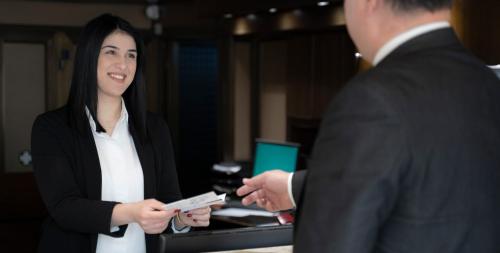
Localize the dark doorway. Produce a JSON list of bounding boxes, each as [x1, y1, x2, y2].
[[176, 41, 219, 197]]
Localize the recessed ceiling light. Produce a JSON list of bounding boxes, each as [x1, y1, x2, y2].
[[224, 13, 233, 19], [293, 9, 303, 16], [269, 8, 277, 13], [317, 1, 330, 7], [247, 14, 257, 20]]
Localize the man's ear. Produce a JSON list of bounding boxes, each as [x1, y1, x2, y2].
[[364, 0, 383, 14]]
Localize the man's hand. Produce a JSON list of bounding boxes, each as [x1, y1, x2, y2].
[[236, 170, 294, 212]]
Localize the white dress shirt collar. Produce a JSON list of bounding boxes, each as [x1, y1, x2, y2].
[[373, 21, 450, 66], [86, 98, 128, 138]]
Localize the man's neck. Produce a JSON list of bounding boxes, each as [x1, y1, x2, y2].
[[368, 8, 451, 63], [372, 21, 450, 65]]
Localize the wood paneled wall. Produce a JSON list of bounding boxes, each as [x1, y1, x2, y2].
[[229, 28, 357, 163], [286, 29, 357, 159], [259, 40, 288, 142], [233, 42, 252, 161], [286, 31, 357, 119], [452, 0, 500, 65]]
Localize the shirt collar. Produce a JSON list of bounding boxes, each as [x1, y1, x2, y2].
[[85, 98, 128, 134], [373, 21, 450, 66]]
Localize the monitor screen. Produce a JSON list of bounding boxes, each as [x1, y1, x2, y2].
[[253, 140, 299, 176]]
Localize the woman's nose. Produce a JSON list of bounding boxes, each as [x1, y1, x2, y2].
[[115, 57, 127, 70]]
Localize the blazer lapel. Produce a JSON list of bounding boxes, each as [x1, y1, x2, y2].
[[81, 122, 102, 201], [78, 122, 102, 253]]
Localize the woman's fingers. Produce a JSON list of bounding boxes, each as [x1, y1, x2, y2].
[[134, 199, 181, 233], [179, 207, 211, 227], [191, 212, 210, 222], [143, 219, 170, 234], [188, 207, 211, 215]]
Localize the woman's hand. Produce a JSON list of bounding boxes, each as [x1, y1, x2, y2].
[[176, 206, 211, 228], [129, 199, 179, 234]]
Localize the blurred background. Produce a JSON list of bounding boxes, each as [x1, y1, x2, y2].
[[0, 0, 499, 251]]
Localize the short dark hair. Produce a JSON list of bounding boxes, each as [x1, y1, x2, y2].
[[386, 0, 453, 12], [67, 13, 147, 142]]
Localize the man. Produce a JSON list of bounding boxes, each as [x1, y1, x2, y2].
[[237, 0, 500, 252]]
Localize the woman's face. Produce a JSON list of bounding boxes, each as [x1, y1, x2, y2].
[[97, 30, 137, 100]]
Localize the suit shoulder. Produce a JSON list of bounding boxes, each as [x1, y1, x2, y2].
[[338, 68, 395, 99], [33, 106, 70, 130]]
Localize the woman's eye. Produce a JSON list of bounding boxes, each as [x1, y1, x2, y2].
[[105, 50, 116, 55], [128, 53, 137, 59]]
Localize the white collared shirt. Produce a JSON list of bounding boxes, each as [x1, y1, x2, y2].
[[87, 101, 147, 253], [373, 21, 450, 65]]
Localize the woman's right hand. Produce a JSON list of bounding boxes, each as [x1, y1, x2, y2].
[[130, 199, 179, 234], [113, 199, 179, 234]]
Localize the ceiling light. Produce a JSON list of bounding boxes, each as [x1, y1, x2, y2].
[[247, 14, 257, 20], [317, 1, 330, 7], [224, 13, 233, 19], [293, 9, 303, 16], [145, 4, 160, 20], [269, 8, 277, 13]]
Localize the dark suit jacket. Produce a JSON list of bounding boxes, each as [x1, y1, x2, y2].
[[31, 106, 182, 253], [292, 28, 500, 252]]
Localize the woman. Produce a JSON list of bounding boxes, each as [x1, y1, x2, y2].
[[31, 14, 210, 253]]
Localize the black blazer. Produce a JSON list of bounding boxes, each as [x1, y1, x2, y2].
[[293, 28, 500, 252], [31, 106, 182, 253]]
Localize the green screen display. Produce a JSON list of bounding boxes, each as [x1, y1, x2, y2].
[[253, 141, 299, 176]]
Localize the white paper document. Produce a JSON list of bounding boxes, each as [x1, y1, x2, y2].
[[163, 191, 226, 212], [211, 208, 275, 217]]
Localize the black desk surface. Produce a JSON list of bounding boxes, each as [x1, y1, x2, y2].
[[159, 225, 293, 253]]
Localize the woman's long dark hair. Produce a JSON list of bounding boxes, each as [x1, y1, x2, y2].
[[67, 13, 147, 143]]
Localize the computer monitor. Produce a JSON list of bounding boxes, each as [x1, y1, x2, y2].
[[252, 139, 300, 176]]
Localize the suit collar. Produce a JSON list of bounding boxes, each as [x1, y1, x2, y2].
[[378, 27, 461, 66], [373, 21, 450, 65]]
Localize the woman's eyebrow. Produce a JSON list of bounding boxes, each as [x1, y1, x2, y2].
[[101, 45, 118, 50], [101, 45, 137, 53]]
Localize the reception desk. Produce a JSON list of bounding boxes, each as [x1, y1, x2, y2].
[[159, 225, 293, 253]]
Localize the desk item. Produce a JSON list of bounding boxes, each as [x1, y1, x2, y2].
[[159, 225, 293, 253], [163, 191, 226, 212], [212, 208, 274, 218], [213, 162, 242, 174], [253, 139, 299, 176], [212, 207, 279, 227], [206, 245, 293, 253], [276, 212, 294, 225], [489, 64, 500, 79]]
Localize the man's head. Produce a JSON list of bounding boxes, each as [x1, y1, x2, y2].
[[384, 0, 452, 13], [344, 0, 453, 63]]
